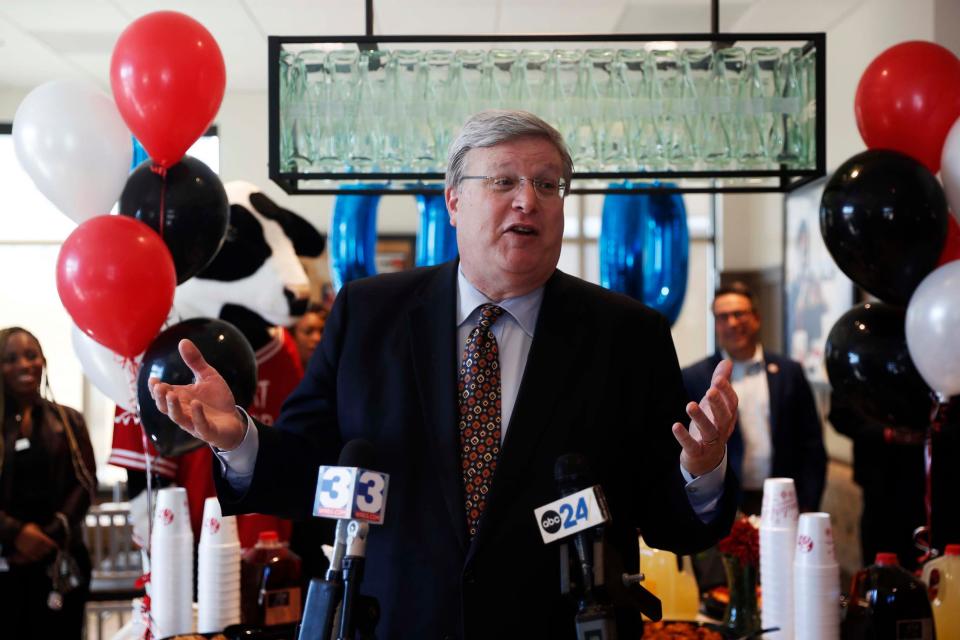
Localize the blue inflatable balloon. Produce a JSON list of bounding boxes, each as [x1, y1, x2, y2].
[[330, 189, 459, 290], [599, 184, 689, 325], [330, 186, 382, 291], [415, 193, 458, 267], [131, 136, 150, 171]]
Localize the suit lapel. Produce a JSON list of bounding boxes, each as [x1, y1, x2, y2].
[[406, 261, 468, 552], [472, 271, 586, 550]]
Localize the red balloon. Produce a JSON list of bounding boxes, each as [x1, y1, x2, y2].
[[110, 11, 225, 168], [937, 215, 960, 267], [56, 216, 176, 358], [855, 41, 960, 174]]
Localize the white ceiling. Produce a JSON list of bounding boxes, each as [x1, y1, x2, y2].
[[0, 0, 860, 92]]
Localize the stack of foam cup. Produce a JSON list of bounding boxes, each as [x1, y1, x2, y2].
[[197, 496, 242, 633], [760, 477, 800, 640], [793, 512, 840, 640], [150, 487, 194, 638]]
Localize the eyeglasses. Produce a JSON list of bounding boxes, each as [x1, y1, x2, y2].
[[714, 310, 753, 323], [459, 175, 568, 200]]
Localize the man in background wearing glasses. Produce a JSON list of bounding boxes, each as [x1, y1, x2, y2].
[[149, 110, 739, 639], [683, 281, 827, 516]]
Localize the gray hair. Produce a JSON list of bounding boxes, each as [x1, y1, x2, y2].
[[445, 110, 574, 191]]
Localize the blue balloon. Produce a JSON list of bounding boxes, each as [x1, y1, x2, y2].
[[599, 184, 689, 325], [331, 189, 460, 289], [415, 193, 458, 267], [131, 136, 150, 171], [330, 186, 382, 291]]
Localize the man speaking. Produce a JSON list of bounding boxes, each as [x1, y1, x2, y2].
[[149, 110, 739, 638]]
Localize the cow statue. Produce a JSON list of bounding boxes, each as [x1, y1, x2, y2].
[[110, 181, 326, 548]]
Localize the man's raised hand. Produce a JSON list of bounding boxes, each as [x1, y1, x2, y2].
[[148, 339, 247, 451], [672, 359, 738, 476]]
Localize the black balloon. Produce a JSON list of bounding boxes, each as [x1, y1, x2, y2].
[[120, 156, 229, 284], [825, 303, 933, 430], [137, 318, 257, 457], [820, 149, 947, 305]]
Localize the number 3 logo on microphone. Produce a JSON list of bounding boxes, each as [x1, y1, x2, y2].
[[313, 466, 391, 523], [356, 470, 386, 514], [318, 467, 354, 510]]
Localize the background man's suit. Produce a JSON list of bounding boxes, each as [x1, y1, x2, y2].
[[216, 260, 738, 639], [683, 351, 826, 512]]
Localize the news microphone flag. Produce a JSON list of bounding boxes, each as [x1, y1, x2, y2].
[[313, 465, 390, 525], [534, 485, 610, 544]]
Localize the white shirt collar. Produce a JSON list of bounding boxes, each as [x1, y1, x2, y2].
[[721, 345, 764, 367], [456, 266, 543, 337]]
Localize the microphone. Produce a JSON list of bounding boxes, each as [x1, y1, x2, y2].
[[298, 439, 388, 640], [554, 453, 605, 596], [533, 453, 617, 639], [536, 454, 662, 640]]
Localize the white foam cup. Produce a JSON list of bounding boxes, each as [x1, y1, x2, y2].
[[153, 487, 191, 535], [761, 478, 799, 529], [794, 513, 836, 567]]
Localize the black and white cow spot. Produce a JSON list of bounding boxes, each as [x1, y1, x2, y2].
[[174, 181, 325, 327]]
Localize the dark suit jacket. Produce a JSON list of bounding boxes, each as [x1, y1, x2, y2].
[[682, 351, 826, 512], [217, 261, 738, 639]]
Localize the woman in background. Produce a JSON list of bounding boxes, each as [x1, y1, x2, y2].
[[0, 327, 97, 639], [290, 303, 328, 369]]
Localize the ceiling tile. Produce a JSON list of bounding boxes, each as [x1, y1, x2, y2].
[[0, 0, 127, 32], [0, 12, 101, 88], [245, 0, 367, 36]]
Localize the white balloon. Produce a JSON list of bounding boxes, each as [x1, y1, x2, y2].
[[71, 323, 140, 411], [942, 116, 960, 220], [13, 80, 132, 224], [905, 260, 960, 398]]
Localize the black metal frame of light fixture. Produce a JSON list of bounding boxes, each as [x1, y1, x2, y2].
[[267, 32, 825, 196]]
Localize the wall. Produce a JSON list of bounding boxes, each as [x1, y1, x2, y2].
[[0, 87, 28, 122], [936, 0, 960, 56]]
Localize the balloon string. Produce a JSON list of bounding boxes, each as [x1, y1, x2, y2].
[[130, 350, 154, 608], [919, 395, 949, 565], [137, 413, 154, 557], [150, 164, 168, 239]]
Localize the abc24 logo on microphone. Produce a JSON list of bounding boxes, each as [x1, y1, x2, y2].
[[534, 486, 610, 544]]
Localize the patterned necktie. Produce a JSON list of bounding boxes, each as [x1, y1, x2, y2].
[[458, 303, 505, 538]]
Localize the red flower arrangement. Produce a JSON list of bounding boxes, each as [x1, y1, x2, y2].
[[718, 517, 760, 568]]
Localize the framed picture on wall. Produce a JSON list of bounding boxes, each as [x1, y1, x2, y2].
[[376, 234, 416, 274], [783, 176, 855, 385]]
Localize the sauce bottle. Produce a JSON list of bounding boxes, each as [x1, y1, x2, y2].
[[241, 530, 303, 626]]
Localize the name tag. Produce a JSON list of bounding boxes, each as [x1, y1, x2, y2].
[[14, 438, 30, 452]]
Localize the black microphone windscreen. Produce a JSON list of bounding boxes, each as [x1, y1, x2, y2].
[[554, 453, 592, 496], [338, 439, 375, 468]]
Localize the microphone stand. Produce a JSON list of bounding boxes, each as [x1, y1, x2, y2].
[[563, 533, 619, 640], [561, 531, 662, 640], [337, 521, 369, 640], [297, 521, 349, 640]]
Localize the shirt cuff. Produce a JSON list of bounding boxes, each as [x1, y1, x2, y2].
[[212, 407, 259, 491], [680, 448, 728, 523]]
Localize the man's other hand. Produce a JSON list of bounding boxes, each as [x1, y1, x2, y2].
[[148, 339, 247, 451], [672, 359, 738, 476]]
